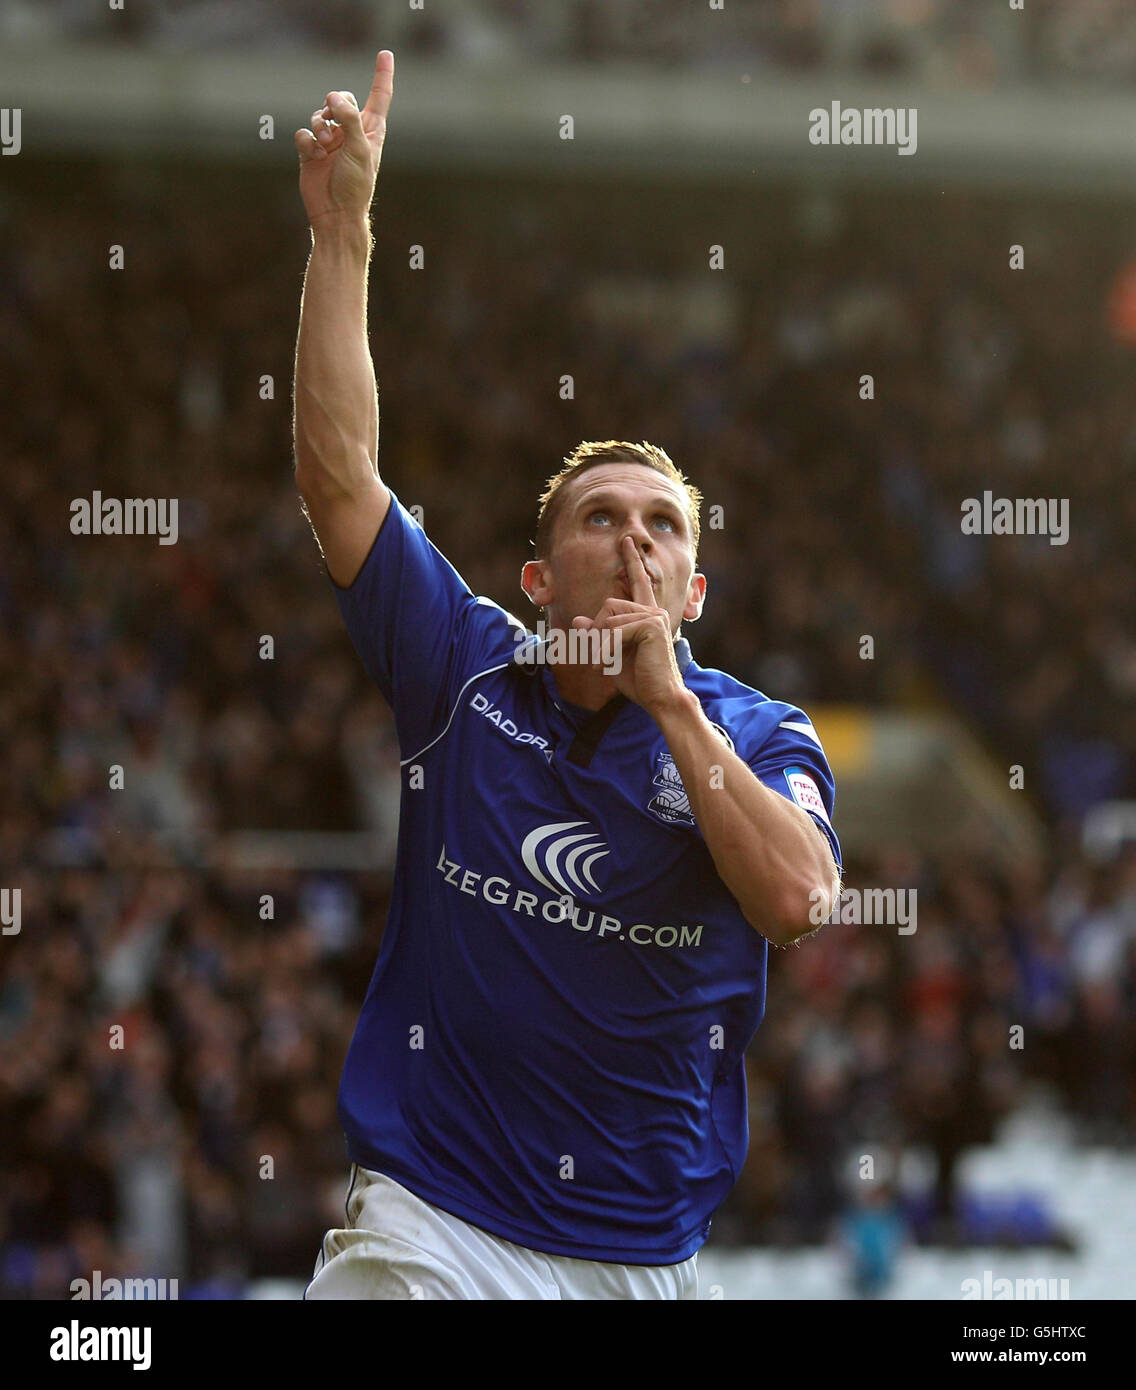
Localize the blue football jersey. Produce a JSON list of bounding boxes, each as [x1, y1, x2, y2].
[[329, 491, 841, 1264]]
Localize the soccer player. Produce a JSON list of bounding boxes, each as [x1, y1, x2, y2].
[[294, 52, 842, 1300]]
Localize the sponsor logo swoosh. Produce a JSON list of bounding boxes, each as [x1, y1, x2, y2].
[[520, 821, 610, 897]]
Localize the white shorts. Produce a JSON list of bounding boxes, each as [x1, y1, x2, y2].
[[304, 1164, 700, 1301]]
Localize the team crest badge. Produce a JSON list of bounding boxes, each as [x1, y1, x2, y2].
[[648, 751, 696, 826]]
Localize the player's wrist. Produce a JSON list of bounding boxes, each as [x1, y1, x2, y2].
[[646, 684, 700, 728], [310, 207, 374, 244]]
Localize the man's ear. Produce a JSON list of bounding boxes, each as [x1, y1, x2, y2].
[[683, 572, 707, 623], [521, 559, 553, 609]]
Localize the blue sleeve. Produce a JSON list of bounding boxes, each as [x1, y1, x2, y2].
[[736, 705, 842, 874], [329, 490, 529, 758]]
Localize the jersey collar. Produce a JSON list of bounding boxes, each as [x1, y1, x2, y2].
[[526, 634, 695, 771]]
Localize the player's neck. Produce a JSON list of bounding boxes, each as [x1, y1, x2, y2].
[[548, 662, 621, 713]]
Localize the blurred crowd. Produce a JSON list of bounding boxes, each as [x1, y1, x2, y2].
[[9, 0, 1136, 88], [1, 157, 1134, 1293], [716, 842, 1136, 1249]]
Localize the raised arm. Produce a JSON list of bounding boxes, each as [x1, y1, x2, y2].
[[293, 51, 395, 588]]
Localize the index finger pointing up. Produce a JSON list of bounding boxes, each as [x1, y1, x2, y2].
[[362, 50, 395, 120], [623, 535, 655, 607]]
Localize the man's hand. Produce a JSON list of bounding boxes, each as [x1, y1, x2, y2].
[[294, 50, 394, 229], [572, 536, 689, 718]]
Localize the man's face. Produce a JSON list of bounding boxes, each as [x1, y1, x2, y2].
[[521, 463, 706, 633]]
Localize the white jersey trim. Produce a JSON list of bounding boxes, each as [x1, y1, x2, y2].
[[778, 719, 823, 749], [399, 658, 517, 768]]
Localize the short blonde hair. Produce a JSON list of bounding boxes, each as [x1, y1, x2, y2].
[[534, 440, 702, 559]]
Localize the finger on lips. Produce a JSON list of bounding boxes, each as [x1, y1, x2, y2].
[[622, 538, 654, 602], [598, 612, 669, 627], [601, 594, 665, 617]]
